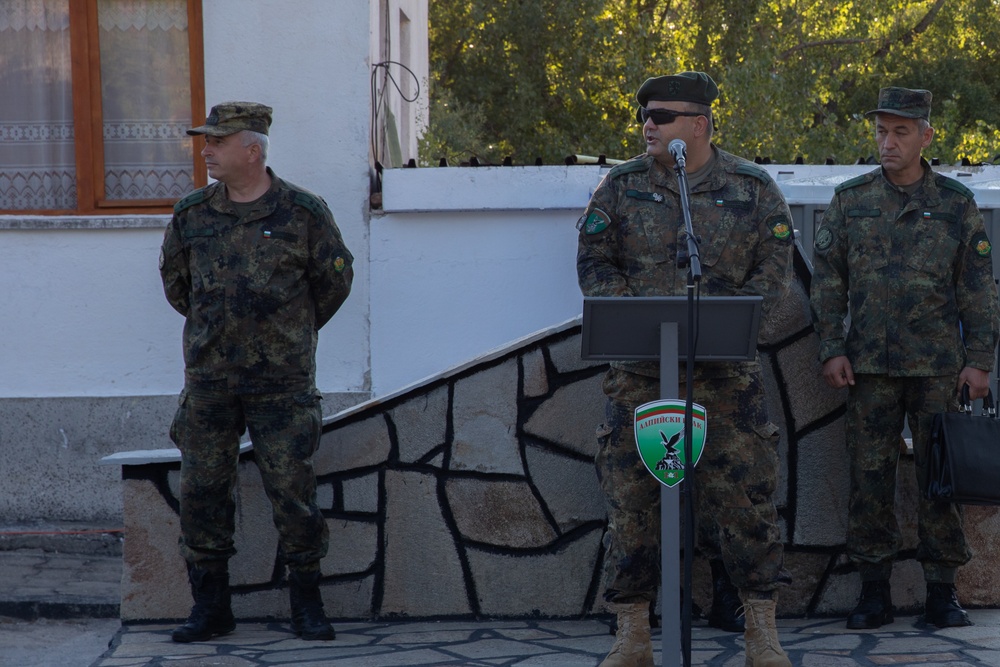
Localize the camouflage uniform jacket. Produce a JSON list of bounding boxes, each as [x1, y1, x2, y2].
[[160, 168, 354, 393], [810, 160, 999, 375], [576, 147, 794, 378]]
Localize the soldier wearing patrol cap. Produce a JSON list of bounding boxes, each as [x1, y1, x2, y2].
[[160, 101, 354, 643], [578, 72, 794, 667], [811, 87, 1000, 630]]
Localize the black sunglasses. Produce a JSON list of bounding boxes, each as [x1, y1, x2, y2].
[[639, 107, 704, 125]]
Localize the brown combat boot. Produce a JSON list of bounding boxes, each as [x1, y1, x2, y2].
[[740, 593, 791, 667], [600, 600, 654, 667]]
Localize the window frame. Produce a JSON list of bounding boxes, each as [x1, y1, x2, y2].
[[41, 0, 207, 216]]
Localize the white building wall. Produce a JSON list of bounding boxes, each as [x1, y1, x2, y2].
[[0, 223, 181, 397], [370, 166, 602, 394], [5, 165, 1000, 400]]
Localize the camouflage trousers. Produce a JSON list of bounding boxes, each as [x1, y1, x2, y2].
[[596, 367, 785, 603], [169, 385, 329, 569], [846, 374, 970, 583]]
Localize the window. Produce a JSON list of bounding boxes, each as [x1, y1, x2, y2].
[[0, 0, 205, 214]]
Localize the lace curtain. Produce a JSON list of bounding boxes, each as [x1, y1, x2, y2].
[[99, 0, 193, 201], [0, 0, 193, 210], [0, 1, 75, 209]]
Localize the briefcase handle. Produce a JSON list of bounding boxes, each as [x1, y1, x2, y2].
[[960, 384, 996, 417]]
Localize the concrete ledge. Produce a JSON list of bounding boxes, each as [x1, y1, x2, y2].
[[0, 215, 170, 230]]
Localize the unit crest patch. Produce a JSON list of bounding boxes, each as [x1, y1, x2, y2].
[[771, 219, 791, 240], [973, 232, 992, 258], [580, 208, 612, 235], [815, 227, 833, 252]]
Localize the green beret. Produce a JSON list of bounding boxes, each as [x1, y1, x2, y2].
[[634, 71, 719, 123], [865, 87, 932, 121]]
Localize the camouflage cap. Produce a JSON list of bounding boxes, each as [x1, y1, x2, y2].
[[865, 87, 932, 121], [634, 71, 718, 123], [187, 101, 273, 137]]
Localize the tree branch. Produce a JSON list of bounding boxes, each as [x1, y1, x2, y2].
[[870, 0, 947, 60], [779, 37, 875, 61]]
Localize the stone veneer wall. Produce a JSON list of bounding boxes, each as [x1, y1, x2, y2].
[[115, 252, 1000, 622]]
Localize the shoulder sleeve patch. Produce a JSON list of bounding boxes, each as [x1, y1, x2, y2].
[[972, 231, 992, 258], [173, 188, 206, 214], [607, 155, 650, 179], [734, 163, 769, 183], [938, 175, 975, 201], [834, 174, 870, 194], [814, 226, 833, 252], [293, 190, 330, 219], [770, 217, 792, 240], [579, 208, 612, 235]]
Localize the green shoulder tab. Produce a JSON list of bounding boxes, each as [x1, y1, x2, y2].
[[834, 173, 870, 194], [937, 175, 975, 201], [293, 190, 329, 218], [607, 155, 650, 179], [173, 188, 206, 214], [734, 162, 769, 183]]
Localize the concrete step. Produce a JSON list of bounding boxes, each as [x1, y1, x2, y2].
[[0, 523, 122, 620], [0, 521, 123, 557]]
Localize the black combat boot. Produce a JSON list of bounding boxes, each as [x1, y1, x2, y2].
[[846, 579, 893, 629], [925, 582, 972, 628], [707, 559, 745, 632], [172, 563, 236, 643], [288, 568, 336, 640]]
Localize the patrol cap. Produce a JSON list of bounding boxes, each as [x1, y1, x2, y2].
[[864, 87, 932, 121], [187, 101, 273, 137], [634, 71, 719, 123]]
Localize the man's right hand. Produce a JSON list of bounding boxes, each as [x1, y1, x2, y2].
[[822, 355, 855, 389]]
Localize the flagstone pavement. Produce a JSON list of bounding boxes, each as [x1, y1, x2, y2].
[[3, 544, 1000, 666], [91, 612, 1000, 666]]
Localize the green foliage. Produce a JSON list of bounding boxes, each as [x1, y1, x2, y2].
[[424, 0, 1000, 165], [417, 85, 511, 166]]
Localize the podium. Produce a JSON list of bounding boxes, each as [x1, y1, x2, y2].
[[581, 295, 763, 666]]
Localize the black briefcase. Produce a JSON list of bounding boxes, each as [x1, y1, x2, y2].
[[925, 388, 1000, 505]]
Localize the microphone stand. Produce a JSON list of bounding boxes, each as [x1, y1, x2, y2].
[[673, 151, 701, 667]]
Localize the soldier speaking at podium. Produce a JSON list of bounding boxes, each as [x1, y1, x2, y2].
[[577, 71, 794, 667]]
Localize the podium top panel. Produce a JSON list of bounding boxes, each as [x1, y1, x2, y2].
[[581, 295, 763, 361]]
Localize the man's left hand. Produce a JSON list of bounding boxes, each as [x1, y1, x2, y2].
[[957, 366, 991, 401]]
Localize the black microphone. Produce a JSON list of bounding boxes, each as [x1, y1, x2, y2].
[[670, 138, 689, 267], [668, 139, 687, 167]]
